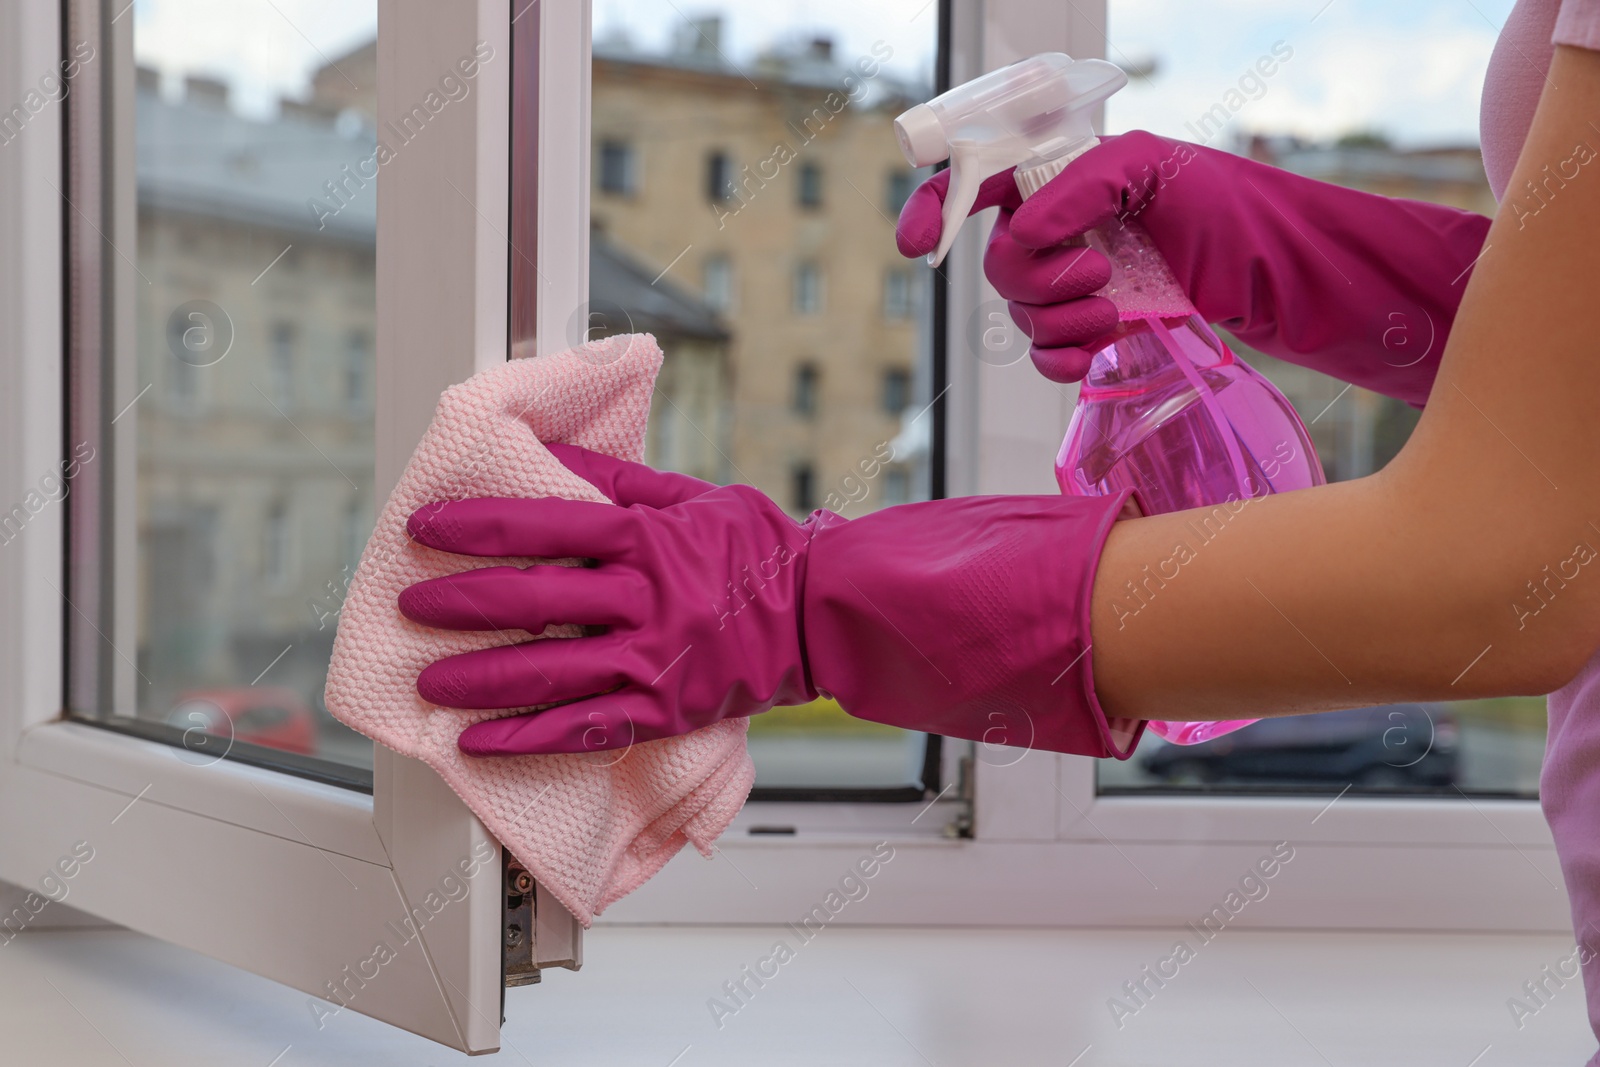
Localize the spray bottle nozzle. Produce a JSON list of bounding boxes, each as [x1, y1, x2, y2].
[[893, 53, 1127, 267], [894, 103, 951, 168]]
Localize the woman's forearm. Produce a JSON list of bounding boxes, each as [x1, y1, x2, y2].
[[1091, 44, 1600, 722]]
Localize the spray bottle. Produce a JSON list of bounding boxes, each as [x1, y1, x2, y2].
[[895, 53, 1325, 746]]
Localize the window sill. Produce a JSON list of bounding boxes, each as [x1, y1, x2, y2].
[[6, 924, 1593, 1064]]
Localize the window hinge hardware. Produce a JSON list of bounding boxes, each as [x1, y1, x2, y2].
[[953, 754, 976, 838], [503, 851, 540, 989]]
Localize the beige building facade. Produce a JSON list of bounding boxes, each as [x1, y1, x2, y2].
[[590, 30, 930, 515]]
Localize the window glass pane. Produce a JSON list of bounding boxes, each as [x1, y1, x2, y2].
[[702, 254, 734, 311], [591, 3, 938, 789], [793, 362, 819, 417], [1098, 0, 1531, 797], [706, 150, 734, 202], [793, 261, 823, 315], [882, 366, 910, 414], [598, 138, 637, 195], [886, 169, 914, 214], [102, 1, 380, 769], [883, 269, 912, 320], [797, 161, 824, 207]]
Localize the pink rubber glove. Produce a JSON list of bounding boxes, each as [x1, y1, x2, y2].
[[897, 132, 1493, 406], [400, 446, 1143, 759]]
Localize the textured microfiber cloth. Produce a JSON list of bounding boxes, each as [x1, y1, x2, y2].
[[325, 334, 755, 926]]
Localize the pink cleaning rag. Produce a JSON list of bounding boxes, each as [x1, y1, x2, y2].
[[324, 334, 755, 926]]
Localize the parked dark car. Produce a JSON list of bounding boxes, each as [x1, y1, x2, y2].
[[1140, 704, 1459, 788]]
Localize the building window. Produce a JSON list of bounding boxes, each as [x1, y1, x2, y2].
[[164, 303, 221, 411], [269, 323, 295, 409], [797, 161, 823, 208], [653, 403, 678, 471], [168, 357, 199, 411], [706, 150, 734, 202], [883, 269, 912, 320], [263, 499, 291, 587], [702, 255, 733, 312], [887, 170, 914, 214], [793, 362, 819, 418], [882, 367, 911, 415], [344, 331, 370, 409], [794, 262, 822, 315], [598, 138, 636, 195], [883, 468, 911, 506], [791, 464, 816, 514]]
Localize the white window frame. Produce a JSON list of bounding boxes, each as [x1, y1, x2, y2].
[[602, 0, 1569, 935], [0, 0, 591, 1053]]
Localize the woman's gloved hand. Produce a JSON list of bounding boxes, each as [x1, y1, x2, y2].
[[400, 446, 1144, 760], [897, 131, 1493, 406]]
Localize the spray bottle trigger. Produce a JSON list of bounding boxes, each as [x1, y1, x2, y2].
[[928, 141, 1027, 268]]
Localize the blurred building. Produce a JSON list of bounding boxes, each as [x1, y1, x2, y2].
[[588, 234, 731, 484], [134, 69, 379, 720], [589, 20, 932, 514], [1247, 134, 1497, 214], [1229, 134, 1498, 482], [132, 37, 742, 723], [298, 22, 932, 768]]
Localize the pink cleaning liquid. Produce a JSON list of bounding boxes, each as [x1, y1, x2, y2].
[[1056, 221, 1325, 747]]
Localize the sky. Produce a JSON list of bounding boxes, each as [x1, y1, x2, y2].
[[132, 0, 378, 118], [133, 0, 1518, 147], [1104, 0, 1518, 147]]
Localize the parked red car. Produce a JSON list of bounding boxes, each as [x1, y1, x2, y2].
[[165, 687, 318, 756]]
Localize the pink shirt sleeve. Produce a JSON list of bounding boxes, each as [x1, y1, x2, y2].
[[1555, 0, 1600, 49]]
